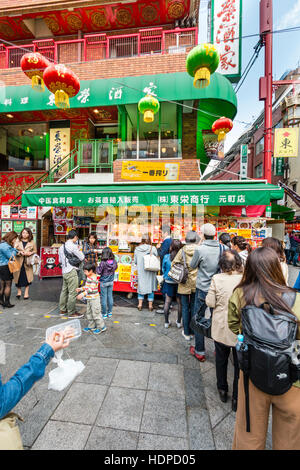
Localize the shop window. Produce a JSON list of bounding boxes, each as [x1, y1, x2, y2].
[[255, 163, 263, 178], [1, 123, 48, 171]]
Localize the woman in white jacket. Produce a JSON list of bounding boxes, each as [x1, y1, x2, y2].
[[206, 250, 243, 412]]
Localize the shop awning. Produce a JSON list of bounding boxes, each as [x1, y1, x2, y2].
[[21, 180, 284, 208], [271, 203, 296, 221]]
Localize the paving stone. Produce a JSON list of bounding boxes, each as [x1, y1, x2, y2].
[[137, 433, 189, 450], [31, 421, 91, 450], [147, 363, 185, 396], [141, 390, 187, 438], [112, 359, 150, 389], [76, 357, 119, 385], [51, 382, 107, 425], [187, 407, 215, 450], [85, 426, 139, 450], [97, 386, 146, 432], [212, 412, 236, 450], [184, 368, 206, 408]]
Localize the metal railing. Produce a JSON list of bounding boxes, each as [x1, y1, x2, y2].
[[0, 27, 197, 69]]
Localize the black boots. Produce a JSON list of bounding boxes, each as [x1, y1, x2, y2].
[[218, 389, 228, 403], [3, 296, 14, 308]]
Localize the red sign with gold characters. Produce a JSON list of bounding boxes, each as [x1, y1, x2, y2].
[[211, 0, 242, 82]]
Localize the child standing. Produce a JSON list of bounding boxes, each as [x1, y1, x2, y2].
[[76, 262, 106, 334], [97, 247, 118, 319]]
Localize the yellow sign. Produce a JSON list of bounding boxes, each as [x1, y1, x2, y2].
[[50, 127, 70, 177], [121, 161, 180, 181], [274, 128, 299, 158], [118, 264, 132, 283]]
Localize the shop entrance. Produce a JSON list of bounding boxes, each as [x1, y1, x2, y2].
[[78, 139, 114, 173]]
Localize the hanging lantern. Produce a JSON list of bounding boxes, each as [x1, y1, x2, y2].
[[186, 44, 220, 89], [138, 94, 160, 123], [43, 64, 80, 109], [212, 117, 233, 141], [20, 52, 50, 92]]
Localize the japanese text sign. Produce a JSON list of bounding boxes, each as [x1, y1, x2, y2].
[[211, 0, 242, 82], [274, 128, 299, 158], [49, 128, 70, 177], [121, 161, 180, 181]]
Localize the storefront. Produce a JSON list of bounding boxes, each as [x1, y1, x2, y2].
[[20, 180, 284, 290]]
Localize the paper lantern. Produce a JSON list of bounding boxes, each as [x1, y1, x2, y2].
[[20, 52, 51, 92], [186, 44, 220, 89], [43, 64, 80, 109], [138, 94, 160, 123], [212, 117, 233, 141]]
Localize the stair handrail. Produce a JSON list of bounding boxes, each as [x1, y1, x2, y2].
[[9, 144, 78, 205]]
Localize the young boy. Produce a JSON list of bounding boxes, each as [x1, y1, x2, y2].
[[76, 262, 106, 335]]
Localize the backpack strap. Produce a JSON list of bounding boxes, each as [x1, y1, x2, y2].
[[243, 372, 251, 433]]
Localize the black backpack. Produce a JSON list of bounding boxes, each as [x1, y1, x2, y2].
[[237, 291, 300, 432], [63, 244, 82, 268]]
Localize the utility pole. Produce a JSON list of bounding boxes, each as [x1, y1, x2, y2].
[[259, 0, 273, 184]]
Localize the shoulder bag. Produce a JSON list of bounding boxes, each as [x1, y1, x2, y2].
[[0, 413, 23, 450], [8, 256, 20, 274], [143, 246, 160, 272], [168, 248, 189, 284]]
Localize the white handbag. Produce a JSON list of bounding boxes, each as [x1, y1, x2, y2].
[[143, 246, 160, 272]]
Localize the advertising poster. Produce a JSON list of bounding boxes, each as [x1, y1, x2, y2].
[[1, 205, 11, 219], [202, 130, 225, 161], [121, 161, 180, 181], [40, 247, 62, 278], [13, 220, 25, 234], [274, 128, 299, 158]]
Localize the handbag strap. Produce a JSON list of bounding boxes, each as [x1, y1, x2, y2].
[[182, 247, 187, 268]]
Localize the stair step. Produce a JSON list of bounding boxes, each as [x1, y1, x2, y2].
[[66, 173, 114, 184]]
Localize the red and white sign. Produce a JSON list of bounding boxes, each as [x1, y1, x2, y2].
[[40, 247, 62, 278], [212, 0, 241, 79]]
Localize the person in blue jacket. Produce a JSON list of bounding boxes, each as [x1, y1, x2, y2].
[[0, 231, 18, 308], [0, 331, 69, 421], [294, 271, 300, 292], [161, 239, 183, 328]]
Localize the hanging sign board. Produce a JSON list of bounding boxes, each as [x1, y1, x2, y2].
[[211, 0, 242, 82], [240, 144, 248, 180], [49, 128, 70, 178], [274, 128, 299, 158]]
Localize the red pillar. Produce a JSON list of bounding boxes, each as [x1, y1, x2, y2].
[[260, 0, 273, 183]]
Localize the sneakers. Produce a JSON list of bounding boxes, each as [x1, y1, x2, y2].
[[155, 309, 164, 314], [164, 322, 171, 328], [108, 312, 112, 318], [181, 330, 192, 341], [189, 346, 206, 362], [102, 313, 108, 319], [68, 312, 84, 319], [83, 327, 93, 333], [93, 326, 107, 335], [176, 321, 182, 329]]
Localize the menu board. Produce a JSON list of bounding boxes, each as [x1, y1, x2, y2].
[[1, 205, 37, 220], [13, 220, 25, 234], [54, 220, 73, 235], [53, 207, 73, 221], [40, 247, 62, 278]]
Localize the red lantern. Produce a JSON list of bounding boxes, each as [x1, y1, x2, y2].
[[43, 64, 80, 109], [20, 52, 50, 92], [212, 117, 233, 142]]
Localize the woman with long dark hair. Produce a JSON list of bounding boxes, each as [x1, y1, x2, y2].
[[228, 247, 300, 450], [261, 236, 289, 284], [14, 228, 37, 300], [0, 231, 18, 308], [161, 239, 183, 328]]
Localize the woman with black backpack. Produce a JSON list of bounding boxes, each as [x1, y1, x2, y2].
[[228, 247, 300, 450]]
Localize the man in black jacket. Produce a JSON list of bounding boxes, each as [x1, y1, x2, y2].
[[156, 225, 172, 314]]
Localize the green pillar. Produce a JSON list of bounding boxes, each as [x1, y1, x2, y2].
[[118, 105, 127, 141], [177, 102, 183, 158]]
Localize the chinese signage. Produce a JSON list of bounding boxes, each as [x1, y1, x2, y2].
[[202, 130, 225, 161], [211, 0, 242, 82], [40, 247, 62, 278], [121, 161, 180, 181], [240, 144, 248, 180], [274, 128, 299, 158], [49, 128, 70, 177]]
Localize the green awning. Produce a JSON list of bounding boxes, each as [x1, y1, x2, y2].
[[271, 203, 295, 221], [21, 181, 284, 208]]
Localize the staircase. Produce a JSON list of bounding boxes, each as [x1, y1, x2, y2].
[[10, 139, 114, 205]]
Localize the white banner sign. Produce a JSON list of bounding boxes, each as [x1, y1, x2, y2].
[[211, 0, 242, 82], [49, 127, 70, 178]]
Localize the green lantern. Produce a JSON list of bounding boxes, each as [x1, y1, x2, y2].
[[138, 94, 160, 123], [186, 44, 220, 89]]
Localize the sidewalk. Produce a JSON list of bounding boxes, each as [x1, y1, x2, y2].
[[2, 267, 298, 450]]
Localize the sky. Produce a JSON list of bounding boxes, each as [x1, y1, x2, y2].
[[199, 0, 300, 175]]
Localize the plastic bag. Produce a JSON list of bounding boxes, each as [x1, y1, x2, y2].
[[48, 350, 85, 392]]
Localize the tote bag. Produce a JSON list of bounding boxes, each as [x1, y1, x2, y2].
[[0, 413, 23, 450], [143, 246, 160, 272], [8, 256, 20, 274]]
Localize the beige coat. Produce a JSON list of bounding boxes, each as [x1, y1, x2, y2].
[[13, 239, 37, 284], [171, 244, 198, 295], [206, 271, 243, 347]]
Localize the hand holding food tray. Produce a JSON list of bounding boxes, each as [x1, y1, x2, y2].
[[46, 319, 81, 345]]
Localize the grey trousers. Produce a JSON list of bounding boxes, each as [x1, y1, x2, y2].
[[59, 269, 78, 315]]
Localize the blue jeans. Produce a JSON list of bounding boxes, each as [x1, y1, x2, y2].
[[100, 281, 114, 316], [138, 293, 154, 301], [181, 292, 195, 337], [294, 272, 300, 292], [0, 343, 54, 419], [290, 248, 299, 266], [191, 288, 212, 356]]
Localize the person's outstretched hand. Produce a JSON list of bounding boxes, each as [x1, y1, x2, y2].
[[46, 331, 70, 353]]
